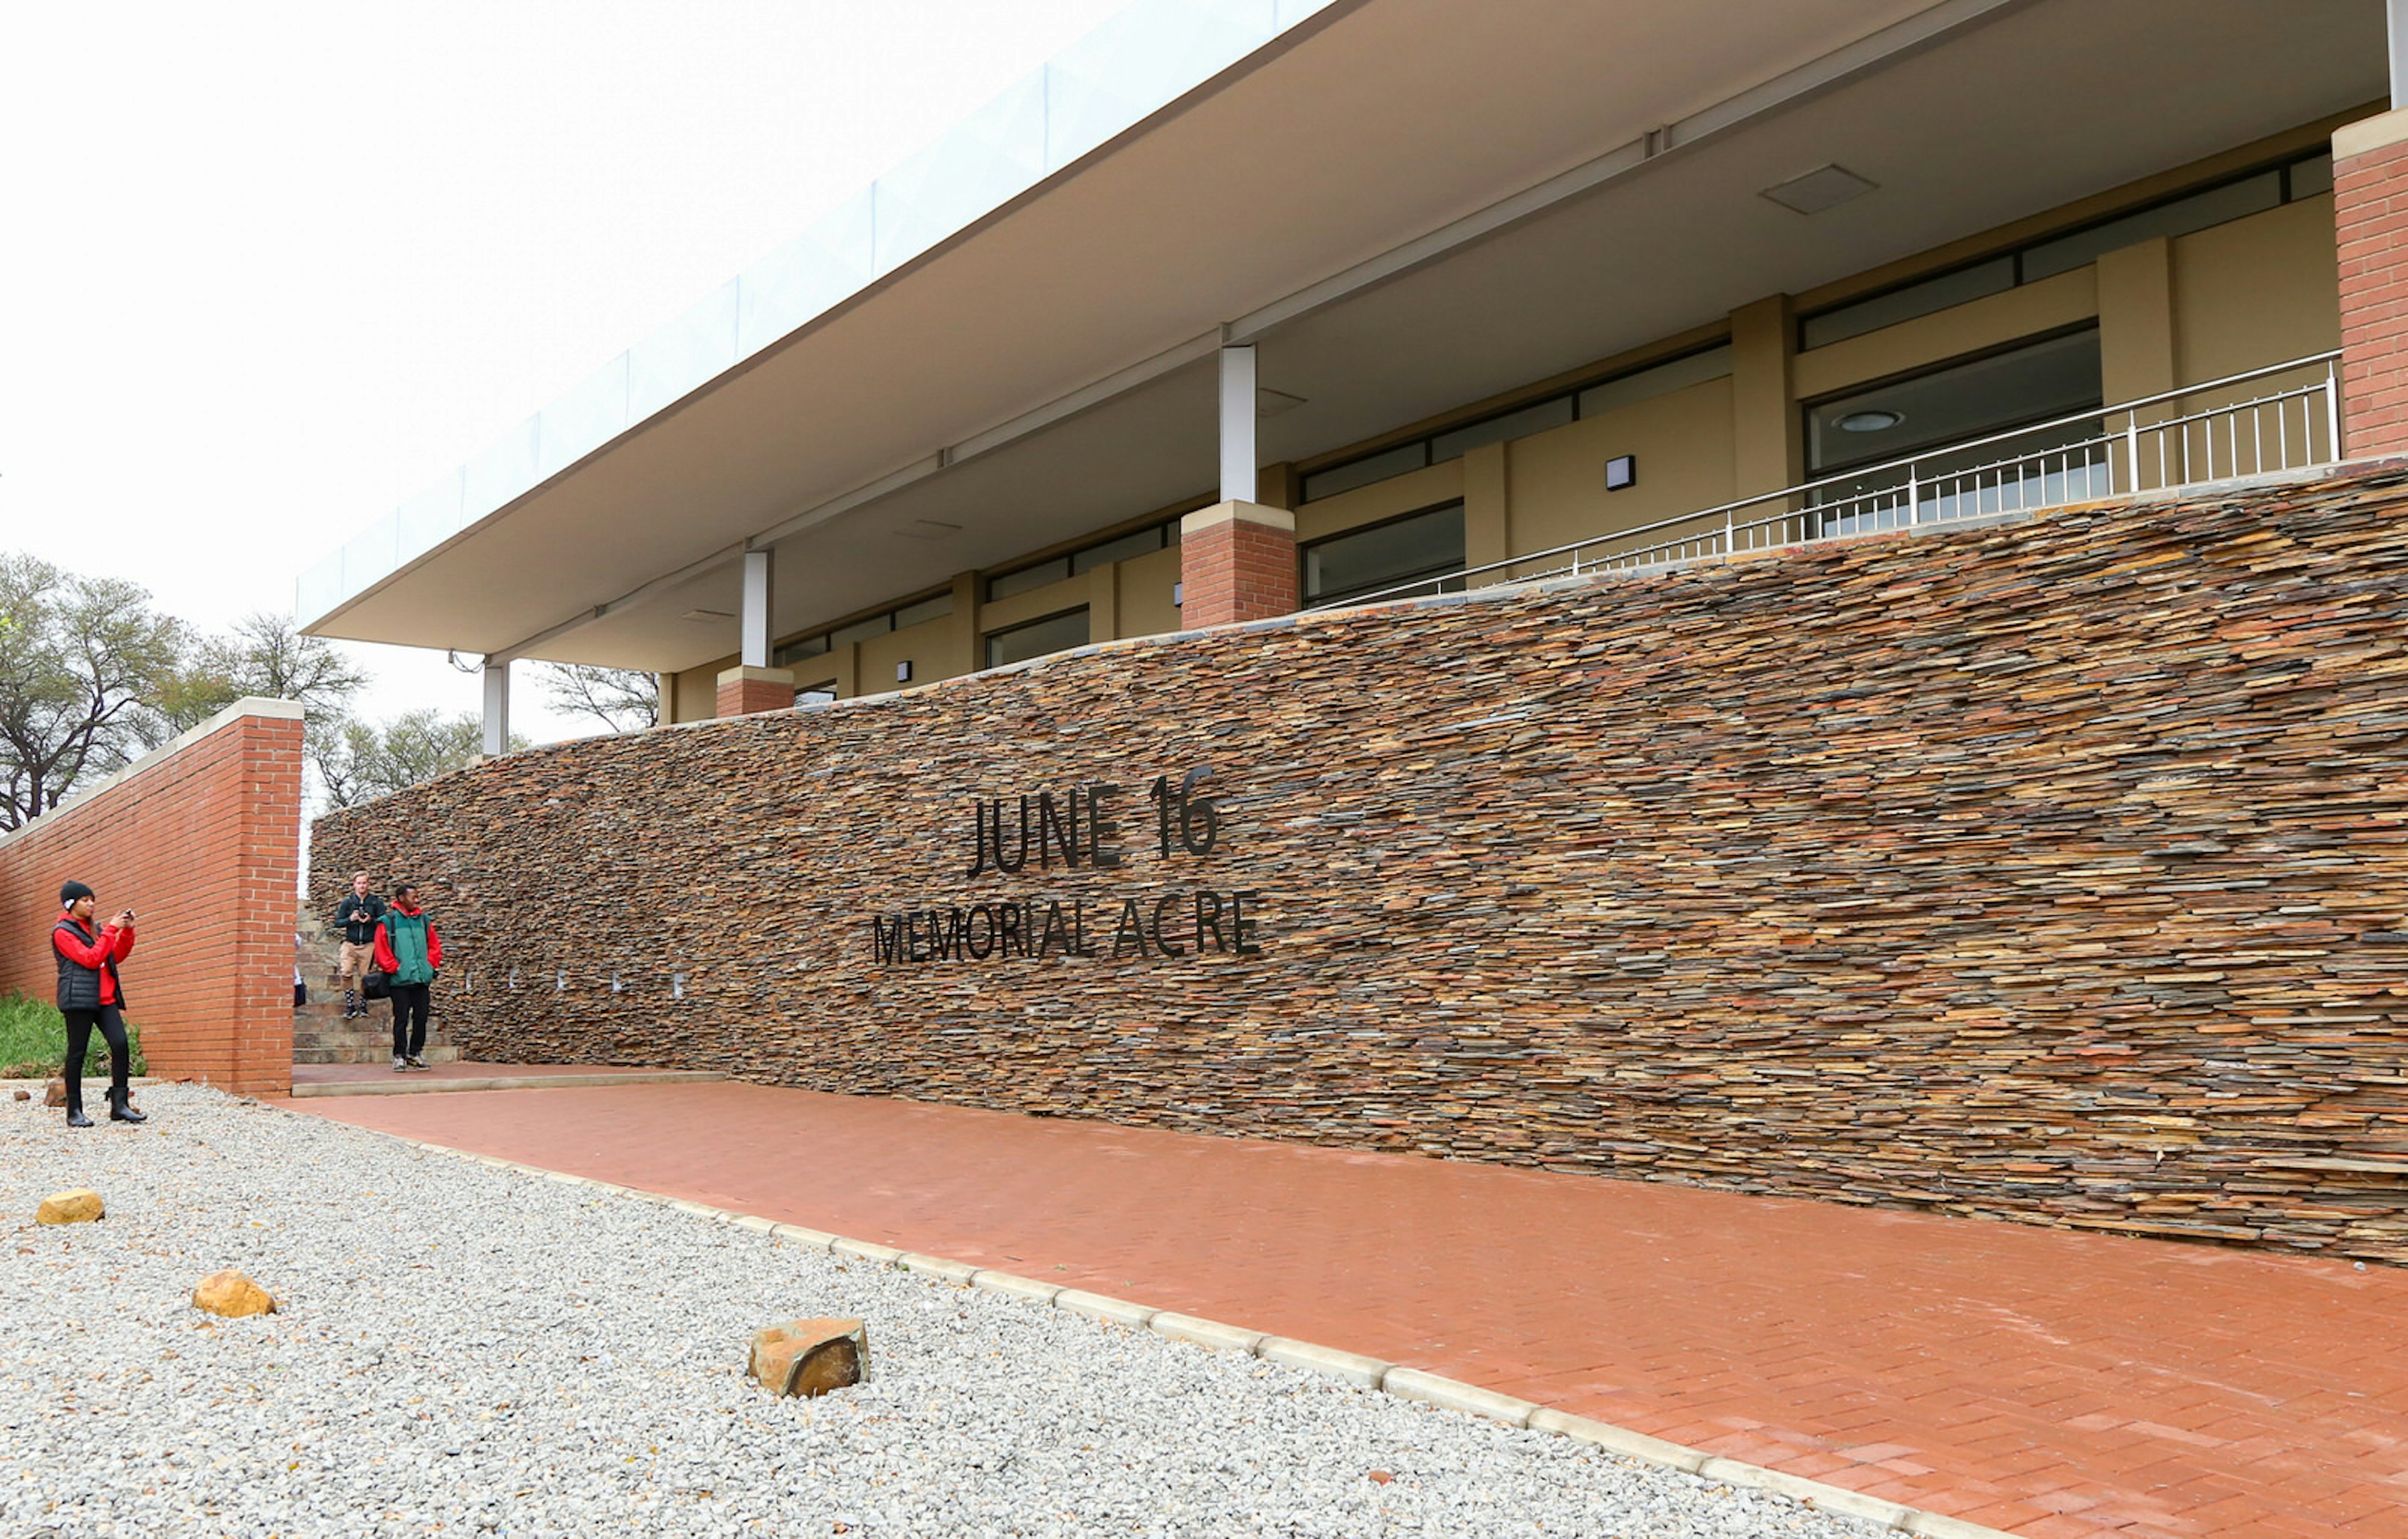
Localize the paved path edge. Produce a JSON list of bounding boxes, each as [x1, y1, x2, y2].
[[341, 1114, 2022, 1539]]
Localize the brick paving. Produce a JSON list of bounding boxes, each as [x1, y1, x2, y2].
[[287, 1077, 2408, 1536]]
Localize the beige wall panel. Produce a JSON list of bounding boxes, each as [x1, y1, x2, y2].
[[857, 616, 956, 696], [673, 659, 726, 722], [980, 573, 1090, 633], [1792, 268, 2101, 401], [948, 572, 981, 676], [1462, 443, 1509, 568], [1116, 544, 1185, 640], [2172, 196, 2340, 387], [2098, 237, 2177, 405], [1729, 295, 1798, 495], [1294, 459, 1465, 544], [1506, 378, 1737, 558], [1088, 562, 1120, 641]]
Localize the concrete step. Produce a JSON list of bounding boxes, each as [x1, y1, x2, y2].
[[293, 1044, 461, 1066]]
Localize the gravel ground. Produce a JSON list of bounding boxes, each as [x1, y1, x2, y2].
[[1, 1085, 1883, 1538]]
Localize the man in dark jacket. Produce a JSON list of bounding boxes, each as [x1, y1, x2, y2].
[[332, 871, 386, 1020], [372, 883, 443, 1072], [51, 880, 144, 1128]]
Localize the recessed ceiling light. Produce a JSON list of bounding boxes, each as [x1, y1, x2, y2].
[[1761, 164, 1877, 216], [680, 607, 735, 622], [1837, 409, 1905, 433]]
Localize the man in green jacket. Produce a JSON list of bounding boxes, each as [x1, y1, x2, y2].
[[371, 883, 443, 1073]]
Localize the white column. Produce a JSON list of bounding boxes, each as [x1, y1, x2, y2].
[[2394, 0, 2408, 108], [653, 671, 675, 725], [1218, 344, 1257, 505], [480, 663, 510, 757], [741, 548, 774, 669]]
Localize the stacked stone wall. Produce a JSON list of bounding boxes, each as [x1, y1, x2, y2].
[[314, 470, 2408, 1260]]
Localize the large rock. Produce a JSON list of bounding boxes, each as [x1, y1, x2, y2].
[[37, 1189, 103, 1224], [43, 1079, 66, 1108], [11, 1088, 28, 1101], [747, 1318, 868, 1398], [192, 1269, 277, 1318]]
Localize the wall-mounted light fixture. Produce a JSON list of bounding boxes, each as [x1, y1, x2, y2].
[[1605, 454, 1637, 491], [895, 660, 914, 683], [1173, 582, 1185, 606]]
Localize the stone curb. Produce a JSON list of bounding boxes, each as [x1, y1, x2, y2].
[[356, 1125, 2022, 1539], [288, 1069, 724, 1099]]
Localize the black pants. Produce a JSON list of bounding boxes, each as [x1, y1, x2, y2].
[[391, 982, 431, 1059], [62, 1006, 130, 1114]]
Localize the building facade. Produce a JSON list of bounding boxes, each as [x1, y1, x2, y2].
[[296, 0, 2394, 742]]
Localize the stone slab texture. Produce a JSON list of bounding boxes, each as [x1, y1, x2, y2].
[[4, 705, 302, 1093], [313, 468, 2408, 1261]]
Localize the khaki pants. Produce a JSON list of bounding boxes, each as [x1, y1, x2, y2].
[[337, 941, 377, 988]]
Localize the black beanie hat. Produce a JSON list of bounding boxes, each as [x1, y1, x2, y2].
[[59, 880, 93, 906]]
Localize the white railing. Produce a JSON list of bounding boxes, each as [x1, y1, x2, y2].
[[1315, 352, 2342, 610]]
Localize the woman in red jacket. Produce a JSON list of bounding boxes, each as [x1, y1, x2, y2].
[[52, 880, 144, 1128]]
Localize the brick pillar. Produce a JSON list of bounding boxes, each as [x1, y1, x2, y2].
[[2338, 108, 2408, 459], [716, 666, 796, 717], [1179, 501, 1298, 628]]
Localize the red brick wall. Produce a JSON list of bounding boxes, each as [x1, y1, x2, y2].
[[2338, 118, 2408, 458], [716, 672, 798, 717], [0, 702, 302, 1093], [1181, 508, 1299, 626]]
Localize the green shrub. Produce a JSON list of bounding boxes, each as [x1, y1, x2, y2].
[[0, 992, 147, 1078]]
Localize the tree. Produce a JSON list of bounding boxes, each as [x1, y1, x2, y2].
[[537, 662, 659, 733], [156, 611, 366, 738], [312, 708, 527, 809], [0, 554, 184, 829]]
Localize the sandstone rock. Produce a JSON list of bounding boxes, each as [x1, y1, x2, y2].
[[192, 1269, 276, 1318], [37, 1189, 103, 1224], [11, 1088, 28, 1101], [746, 1317, 867, 1398], [43, 1079, 66, 1108]]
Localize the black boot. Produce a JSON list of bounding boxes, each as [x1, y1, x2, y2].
[[65, 1103, 92, 1128], [108, 1088, 146, 1125]]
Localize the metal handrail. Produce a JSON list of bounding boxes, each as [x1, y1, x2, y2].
[[1314, 350, 2343, 611]]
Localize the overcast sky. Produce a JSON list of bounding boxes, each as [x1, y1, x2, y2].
[[0, 0, 1130, 745]]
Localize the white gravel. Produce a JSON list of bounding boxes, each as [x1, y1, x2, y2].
[[1, 1085, 1883, 1538]]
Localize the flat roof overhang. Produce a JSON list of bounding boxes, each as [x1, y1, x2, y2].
[[299, 0, 2385, 671]]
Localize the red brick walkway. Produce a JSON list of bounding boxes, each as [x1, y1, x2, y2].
[[288, 1078, 2408, 1537]]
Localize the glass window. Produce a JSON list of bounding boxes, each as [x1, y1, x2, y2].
[[1800, 260, 2016, 350], [1071, 525, 1165, 574], [1577, 345, 1734, 416], [830, 614, 892, 648], [2022, 172, 2281, 281], [2289, 152, 2333, 200], [987, 557, 1070, 601], [985, 607, 1089, 669], [892, 592, 953, 629], [773, 634, 830, 667], [1300, 442, 1429, 503], [1301, 502, 1465, 606], [1430, 397, 1573, 463], [1807, 328, 2102, 477]]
